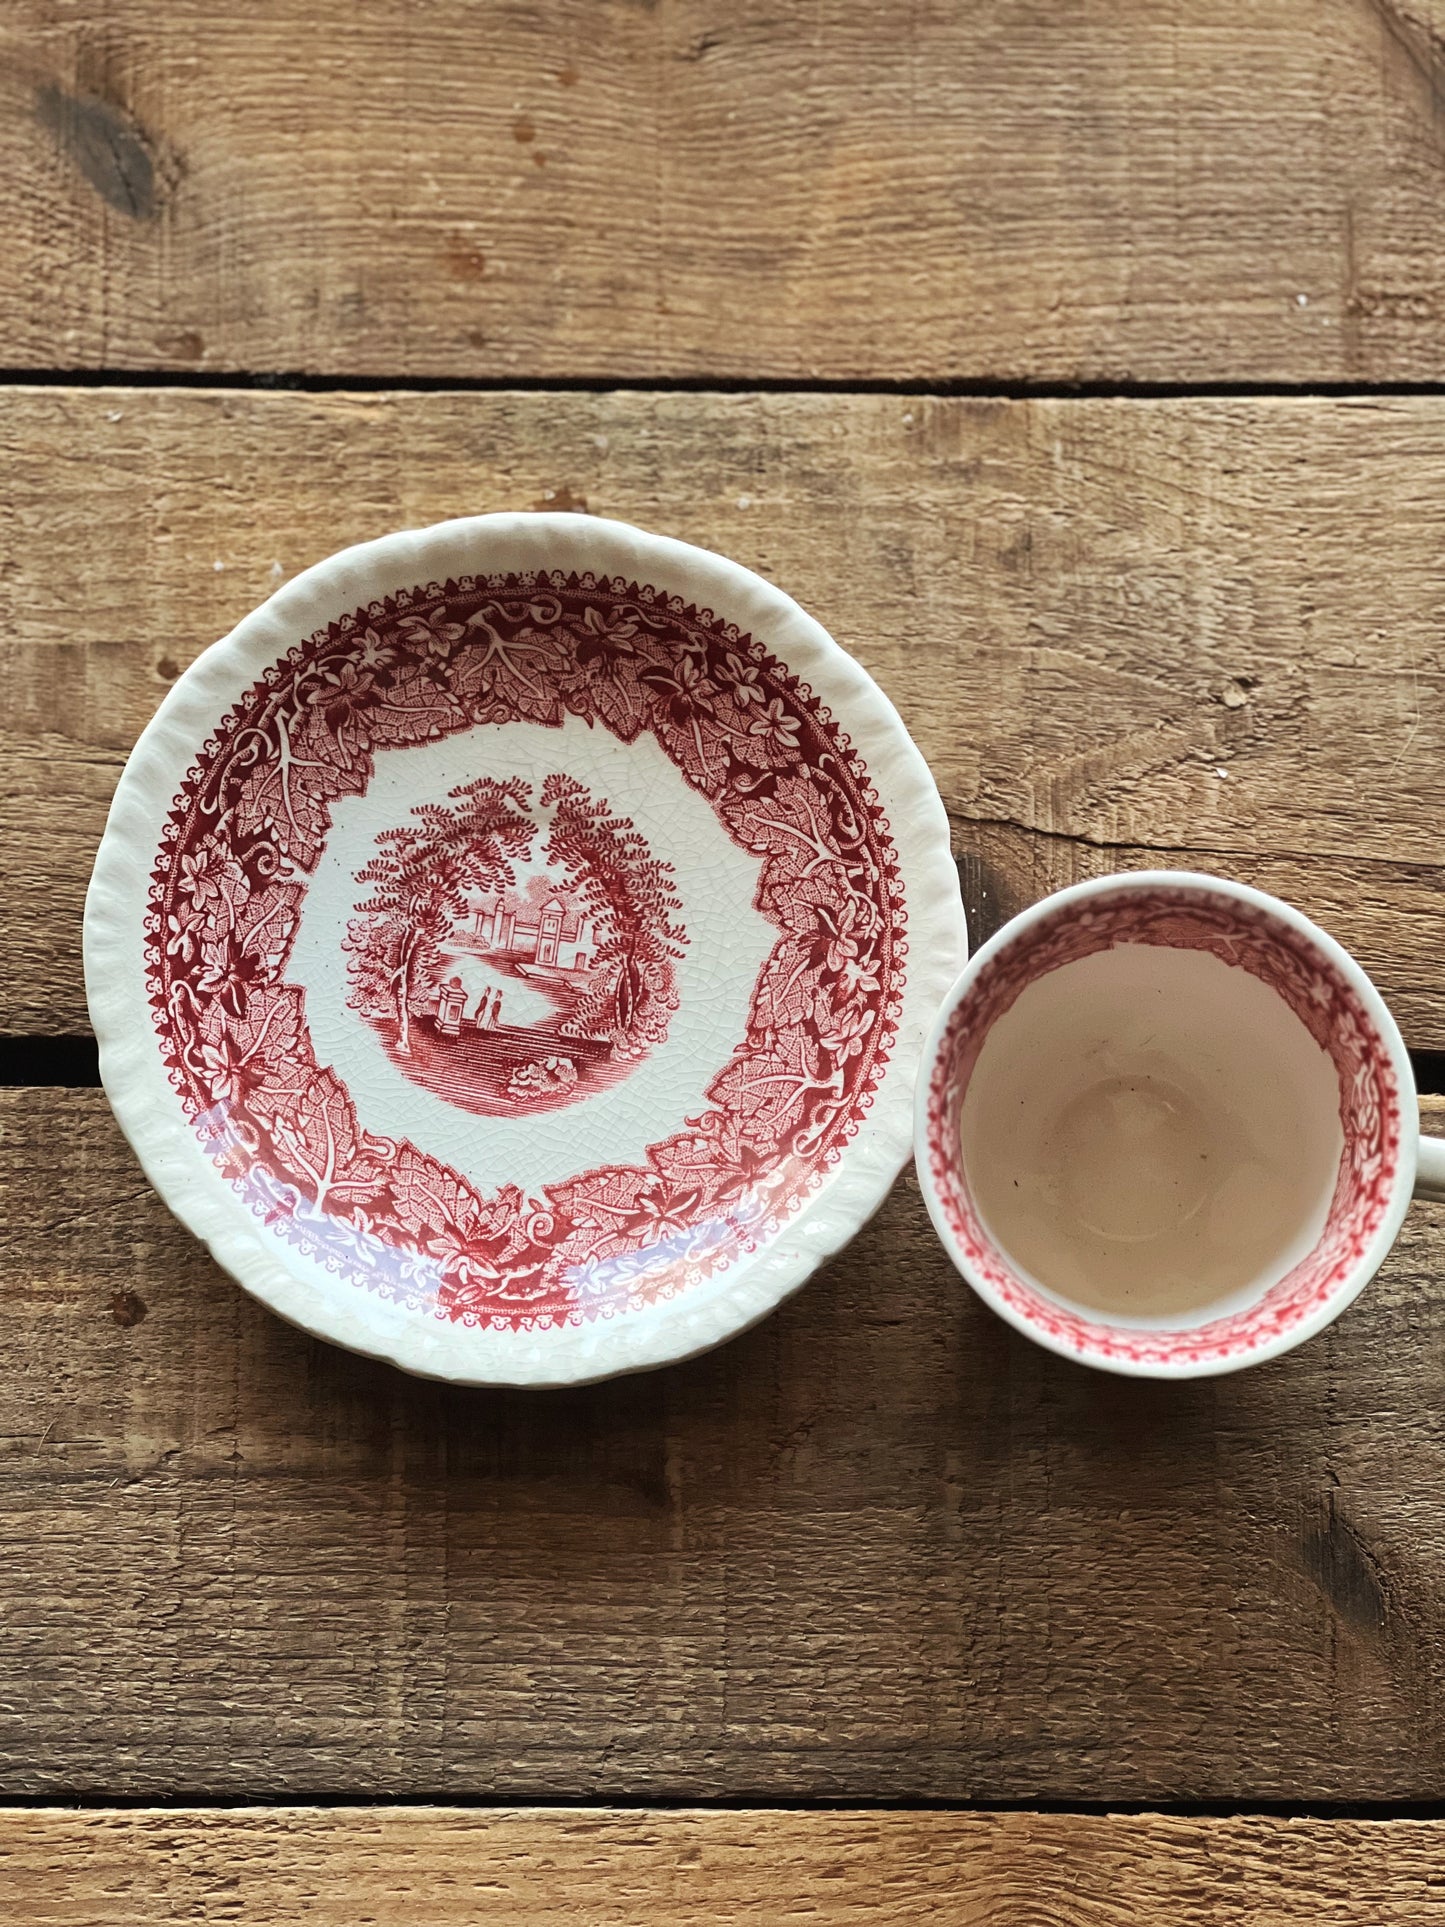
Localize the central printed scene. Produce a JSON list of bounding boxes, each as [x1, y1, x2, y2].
[[343, 770, 689, 1118]]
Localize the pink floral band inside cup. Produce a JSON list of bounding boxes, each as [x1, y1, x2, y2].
[[915, 873, 1420, 1377]]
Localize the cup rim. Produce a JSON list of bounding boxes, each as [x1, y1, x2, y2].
[[913, 870, 1417, 1378]]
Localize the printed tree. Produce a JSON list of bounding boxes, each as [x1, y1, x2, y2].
[[346, 777, 535, 1053], [541, 773, 687, 1054], [412, 775, 535, 894]]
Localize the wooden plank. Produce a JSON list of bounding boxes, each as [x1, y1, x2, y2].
[[5, 1088, 1445, 1799], [7, 1, 1445, 383], [5, 1809, 1445, 1925], [4, 388, 1445, 1037]]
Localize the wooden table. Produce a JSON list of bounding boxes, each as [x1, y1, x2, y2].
[[6, 4, 1445, 1920]]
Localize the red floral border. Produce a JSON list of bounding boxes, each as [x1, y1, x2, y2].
[[145, 572, 906, 1330], [924, 888, 1402, 1368]]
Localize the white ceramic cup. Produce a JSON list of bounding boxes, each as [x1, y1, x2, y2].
[[915, 871, 1445, 1377]]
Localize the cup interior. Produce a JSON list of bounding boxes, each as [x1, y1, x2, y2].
[[920, 880, 1408, 1372]]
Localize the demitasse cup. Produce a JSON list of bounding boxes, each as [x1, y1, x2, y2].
[[916, 872, 1445, 1377]]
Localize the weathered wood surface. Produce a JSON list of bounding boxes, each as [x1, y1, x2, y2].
[[6, 1809, 1445, 1925], [4, 387, 1445, 1037], [9, 1, 1445, 383], [3, 1086, 1445, 1800]]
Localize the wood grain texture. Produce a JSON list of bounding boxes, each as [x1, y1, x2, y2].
[[6, 1809, 1445, 1925], [4, 1088, 1445, 1800], [4, 388, 1445, 1036], [8, 0, 1445, 382]]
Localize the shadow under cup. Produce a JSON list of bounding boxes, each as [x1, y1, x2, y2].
[[919, 879, 1412, 1375]]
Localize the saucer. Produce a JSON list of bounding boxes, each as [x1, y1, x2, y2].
[[85, 514, 966, 1384]]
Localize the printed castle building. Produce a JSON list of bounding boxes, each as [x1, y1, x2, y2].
[[470, 894, 592, 974]]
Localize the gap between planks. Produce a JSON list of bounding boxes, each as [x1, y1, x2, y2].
[[15, 370, 1445, 400], [9, 1042, 1445, 1096]]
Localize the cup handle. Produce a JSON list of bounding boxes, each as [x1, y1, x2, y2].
[[1417, 1132, 1445, 1202]]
